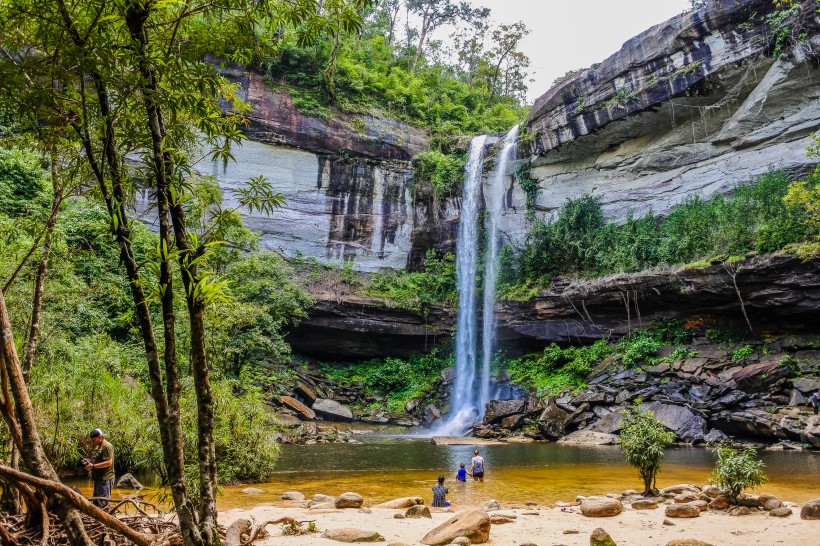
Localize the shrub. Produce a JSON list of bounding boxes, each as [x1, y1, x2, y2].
[[619, 400, 675, 495], [731, 345, 754, 362], [621, 336, 660, 368], [708, 444, 768, 503]]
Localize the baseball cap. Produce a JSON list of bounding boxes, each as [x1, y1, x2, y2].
[[89, 428, 104, 438]]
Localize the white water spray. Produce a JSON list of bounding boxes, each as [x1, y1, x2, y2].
[[480, 125, 519, 410], [434, 127, 519, 435]]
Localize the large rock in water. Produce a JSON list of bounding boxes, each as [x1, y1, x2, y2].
[[557, 431, 619, 445], [483, 399, 527, 424], [312, 398, 353, 422], [420, 509, 491, 545]]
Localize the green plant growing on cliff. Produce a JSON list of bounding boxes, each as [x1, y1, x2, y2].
[[365, 250, 457, 311], [412, 149, 467, 197], [708, 444, 768, 504], [504, 340, 611, 395], [515, 164, 539, 216], [732, 345, 755, 362], [619, 400, 676, 496], [620, 335, 661, 368]]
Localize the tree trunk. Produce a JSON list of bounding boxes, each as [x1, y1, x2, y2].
[[24, 155, 63, 377], [124, 6, 219, 544], [0, 289, 92, 546]]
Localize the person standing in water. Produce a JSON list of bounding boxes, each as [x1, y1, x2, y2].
[[456, 462, 468, 482], [470, 449, 485, 482]]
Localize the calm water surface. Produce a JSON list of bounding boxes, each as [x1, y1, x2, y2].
[[74, 435, 820, 510]]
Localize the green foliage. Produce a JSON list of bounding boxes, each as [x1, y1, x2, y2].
[[505, 169, 819, 297], [365, 250, 457, 311], [619, 400, 676, 494], [319, 349, 452, 413], [620, 335, 661, 368], [515, 164, 539, 215], [732, 345, 755, 361], [708, 444, 768, 503], [504, 340, 611, 395], [0, 147, 49, 218], [412, 150, 466, 197]]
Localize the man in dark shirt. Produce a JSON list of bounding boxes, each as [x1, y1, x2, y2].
[[84, 428, 115, 508], [432, 475, 448, 507]]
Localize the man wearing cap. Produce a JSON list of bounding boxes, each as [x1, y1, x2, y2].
[[84, 428, 115, 507]]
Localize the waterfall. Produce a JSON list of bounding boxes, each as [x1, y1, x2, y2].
[[434, 126, 519, 435], [479, 125, 519, 411], [440, 134, 487, 435]]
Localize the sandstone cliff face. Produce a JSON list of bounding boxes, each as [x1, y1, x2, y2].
[[524, 0, 820, 226]]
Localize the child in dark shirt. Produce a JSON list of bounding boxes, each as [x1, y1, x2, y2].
[[432, 475, 448, 507]]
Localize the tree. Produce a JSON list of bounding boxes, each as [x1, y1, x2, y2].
[[0, 1, 359, 545], [708, 444, 768, 504], [406, 0, 489, 71], [485, 22, 530, 102], [619, 400, 675, 496]]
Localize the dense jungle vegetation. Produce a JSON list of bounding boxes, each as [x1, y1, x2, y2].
[[0, 148, 312, 482]]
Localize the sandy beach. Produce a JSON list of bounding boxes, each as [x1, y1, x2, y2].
[[220, 499, 819, 546]]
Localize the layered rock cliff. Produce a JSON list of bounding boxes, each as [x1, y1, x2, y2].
[[524, 0, 820, 226]]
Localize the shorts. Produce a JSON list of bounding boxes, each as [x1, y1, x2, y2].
[[473, 471, 484, 478]]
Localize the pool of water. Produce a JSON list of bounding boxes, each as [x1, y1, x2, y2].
[[72, 436, 820, 510]]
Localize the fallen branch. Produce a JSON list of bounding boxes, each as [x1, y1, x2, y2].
[[0, 463, 156, 546]]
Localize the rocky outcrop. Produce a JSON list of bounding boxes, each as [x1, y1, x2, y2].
[[288, 294, 453, 360], [498, 254, 820, 344], [525, 0, 820, 225]]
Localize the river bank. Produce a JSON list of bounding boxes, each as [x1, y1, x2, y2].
[[219, 498, 819, 546]]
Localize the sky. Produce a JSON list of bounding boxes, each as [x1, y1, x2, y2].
[[465, 0, 692, 102]]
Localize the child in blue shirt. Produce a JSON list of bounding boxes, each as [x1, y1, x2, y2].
[[456, 463, 468, 482]]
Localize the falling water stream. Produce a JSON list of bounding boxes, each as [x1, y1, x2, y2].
[[480, 125, 519, 407], [436, 127, 519, 435]]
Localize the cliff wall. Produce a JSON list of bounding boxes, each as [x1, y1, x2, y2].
[[524, 0, 820, 227]]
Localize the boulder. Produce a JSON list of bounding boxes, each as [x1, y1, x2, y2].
[[501, 413, 525, 430], [423, 404, 442, 424], [420, 509, 491, 545], [359, 507, 372, 514], [590, 528, 617, 546], [536, 401, 573, 440], [393, 514, 405, 519], [312, 494, 336, 503], [708, 496, 730, 510], [405, 505, 432, 518], [241, 487, 266, 495], [769, 507, 792, 517], [335, 492, 364, 509], [294, 381, 317, 404], [641, 402, 707, 443], [792, 377, 820, 394], [278, 396, 315, 420], [580, 498, 623, 517], [673, 493, 698, 503], [282, 491, 305, 501], [665, 504, 700, 518], [374, 497, 424, 509], [728, 506, 751, 516], [116, 473, 143, 489], [312, 398, 353, 422], [483, 500, 501, 511], [732, 360, 790, 393], [321, 528, 385, 543], [659, 485, 700, 496], [703, 429, 729, 444], [483, 399, 526, 424], [630, 500, 658, 510], [557, 430, 619, 445], [801, 498, 820, 520], [689, 500, 708, 512], [490, 516, 515, 524]]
